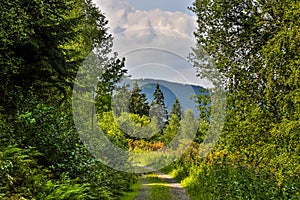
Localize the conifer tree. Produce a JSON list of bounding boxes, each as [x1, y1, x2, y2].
[[129, 82, 150, 117], [112, 85, 131, 117], [150, 83, 168, 128], [171, 97, 182, 120], [153, 84, 166, 106]]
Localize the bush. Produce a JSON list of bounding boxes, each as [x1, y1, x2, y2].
[[169, 150, 300, 200], [0, 145, 46, 199]]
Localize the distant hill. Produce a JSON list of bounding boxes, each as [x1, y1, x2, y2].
[[118, 78, 207, 117]]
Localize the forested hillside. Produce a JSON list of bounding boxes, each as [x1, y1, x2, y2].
[[122, 78, 205, 115]]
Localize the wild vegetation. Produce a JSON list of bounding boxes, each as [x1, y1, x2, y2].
[[0, 0, 134, 199], [1, 0, 299, 199], [162, 0, 300, 199]]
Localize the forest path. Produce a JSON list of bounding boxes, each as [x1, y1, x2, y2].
[[134, 170, 190, 200]]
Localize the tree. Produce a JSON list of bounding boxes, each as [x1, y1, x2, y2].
[[149, 83, 168, 128], [196, 88, 210, 121], [190, 0, 300, 121], [0, 0, 127, 159], [161, 97, 183, 144], [161, 114, 180, 144], [117, 112, 160, 140], [129, 82, 150, 117], [95, 57, 126, 115], [153, 83, 166, 106], [190, 0, 300, 180], [0, 0, 121, 115], [171, 97, 182, 120], [0, 0, 134, 198], [111, 84, 131, 117], [172, 109, 198, 150]]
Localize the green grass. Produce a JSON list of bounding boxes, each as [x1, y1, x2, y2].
[[147, 173, 172, 200], [120, 179, 142, 200], [120, 172, 174, 200]]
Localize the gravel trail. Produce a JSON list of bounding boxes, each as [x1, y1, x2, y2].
[[135, 171, 190, 200]]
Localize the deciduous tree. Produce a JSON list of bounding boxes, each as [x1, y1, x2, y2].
[[190, 0, 300, 178]]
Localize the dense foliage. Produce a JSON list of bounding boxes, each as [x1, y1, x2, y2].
[[0, 0, 134, 199], [129, 82, 150, 117], [171, 98, 182, 120], [162, 0, 300, 199], [2, 0, 299, 199], [149, 84, 168, 129]]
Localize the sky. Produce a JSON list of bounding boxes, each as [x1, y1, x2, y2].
[[120, 0, 195, 14], [92, 0, 211, 87]]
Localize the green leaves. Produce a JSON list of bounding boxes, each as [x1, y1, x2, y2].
[[0, 0, 134, 199], [187, 0, 300, 198], [0, 145, 46, 199]]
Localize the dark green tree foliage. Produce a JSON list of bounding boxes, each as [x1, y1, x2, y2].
[[0, 0, 126, 169], [171, 97, 182, 120], [1, 0, 74, 113], [0, 0, 113, 114], [95, 57, 126, 115], [112, 84, 131, 117], [191, 0, 300, 151], [129, 82, 150, 117], [150, 84, 168, 128], [196, 88, 210, 121], [0, 0, 135, 198], [153, 83, 167, 106], [161, 114, 180, 144]]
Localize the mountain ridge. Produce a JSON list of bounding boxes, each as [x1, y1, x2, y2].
[[119, 78, 206, 117]]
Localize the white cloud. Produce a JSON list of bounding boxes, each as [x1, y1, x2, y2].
[[94, 0, 196, 49], [92, 0, 207, 86]]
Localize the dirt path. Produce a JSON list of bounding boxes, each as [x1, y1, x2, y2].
[[134, 171, 190, 200], [134, 175, 149, 200]]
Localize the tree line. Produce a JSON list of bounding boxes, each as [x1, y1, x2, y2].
[[117, 82, 181, 124], [99, 81, 189, 150]]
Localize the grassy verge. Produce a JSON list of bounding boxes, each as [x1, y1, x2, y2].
[[162, 163, 300, 200], [120, 178, 142, 200], [147, 173, 172, 200], [120, 172, 175, 200]]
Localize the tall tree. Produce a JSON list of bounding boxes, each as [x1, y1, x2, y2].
[[190, 0, 300, 120], [170, 97, 182, 120], [111, 84, 131, 117], [153, 84, 166, 106], [0, 1, 135, 198], [0, 0, 128, 178], [195, 88, 210, 121], [190, 0, 300, 178], [150, 84, 168, 128], [0, 0, 120, 115], [129, 82, 150, 117], [162, 113, 180, 144], [95, 57, 126, 115]]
